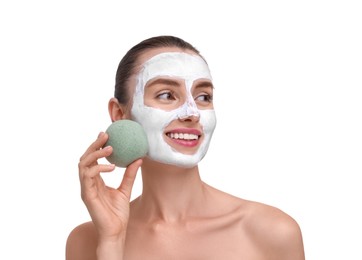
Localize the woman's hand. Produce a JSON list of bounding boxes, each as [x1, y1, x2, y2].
[[78, 132, 142, 244]]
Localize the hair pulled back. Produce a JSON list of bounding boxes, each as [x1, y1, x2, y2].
[[114, 35, 200, 105]]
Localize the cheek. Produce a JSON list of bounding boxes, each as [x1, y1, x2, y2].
[[133, 105, 177, 134], [200, 110, 217, 134], [143, 93, 154, 108]]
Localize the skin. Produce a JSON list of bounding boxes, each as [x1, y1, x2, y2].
[[66, 47, 305, 260]]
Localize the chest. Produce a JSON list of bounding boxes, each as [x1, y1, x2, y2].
[[123, 221, 263, 260]]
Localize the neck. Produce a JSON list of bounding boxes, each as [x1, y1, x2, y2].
[[137, 158, 207, 223]]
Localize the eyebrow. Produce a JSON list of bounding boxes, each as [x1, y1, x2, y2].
[[146, 78, 182, 88], [146, 78, 214, 90], [194, 80, 214, 89]]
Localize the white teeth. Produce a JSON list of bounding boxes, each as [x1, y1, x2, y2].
[[168, 133, 199, 140]]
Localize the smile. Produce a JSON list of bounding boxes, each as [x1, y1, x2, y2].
[[165, 128, 202, 148], [166, 132, 199, 140]]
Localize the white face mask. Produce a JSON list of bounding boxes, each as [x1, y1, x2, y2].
[[131, 52, 217, 168]]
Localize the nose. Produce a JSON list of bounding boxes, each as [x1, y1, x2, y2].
[[178, 114, 200, 123], [177, 99, 200, 121]]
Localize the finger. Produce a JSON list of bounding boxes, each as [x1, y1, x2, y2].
[[81, 163, 116, 180], [81, 174, 102, 202], [79, 132, 109, 161], [80, 164, 115, 198], [117, 159, 142, 200], [79, 146, 113, 173]]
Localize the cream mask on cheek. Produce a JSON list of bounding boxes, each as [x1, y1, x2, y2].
[[131, 52, 217, 168]]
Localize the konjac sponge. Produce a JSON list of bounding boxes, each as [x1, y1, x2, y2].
[[104, 119, 149, 168]]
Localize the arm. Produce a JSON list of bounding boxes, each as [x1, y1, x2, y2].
[[66, 132, 142, 260]]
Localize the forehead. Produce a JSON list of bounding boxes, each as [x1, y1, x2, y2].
[[137, 47, 196, 66], [139, 51, 212, 84]]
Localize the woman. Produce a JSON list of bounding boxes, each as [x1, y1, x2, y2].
[[66, 35, 305, 260]]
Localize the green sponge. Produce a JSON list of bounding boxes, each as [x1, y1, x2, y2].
[[104, 119, 148, 168]]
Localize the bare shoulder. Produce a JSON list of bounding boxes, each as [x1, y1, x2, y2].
[[66, 221, 97, 260], [243, 200, 305, 259], [202, 185, 305, 259]]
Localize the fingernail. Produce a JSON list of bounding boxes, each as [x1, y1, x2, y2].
[[104, 145, 112, 150], [98, 132, 104, 138]]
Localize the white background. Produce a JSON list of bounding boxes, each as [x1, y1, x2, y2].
[[1, 1, 361, 259]]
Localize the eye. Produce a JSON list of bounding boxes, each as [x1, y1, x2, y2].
[[156, 91, 176, 100], [195, 93, 213, 103]]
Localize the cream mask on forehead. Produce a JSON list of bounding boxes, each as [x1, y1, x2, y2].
[[131, 52, 217, 168]]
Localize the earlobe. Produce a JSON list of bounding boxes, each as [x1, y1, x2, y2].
[[108, 98, 127, 122]]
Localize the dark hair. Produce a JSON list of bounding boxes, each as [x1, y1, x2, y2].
[[114, 35, 201, 105]]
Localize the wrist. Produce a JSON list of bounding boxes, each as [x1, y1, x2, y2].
[[96, 236, 125, 260]]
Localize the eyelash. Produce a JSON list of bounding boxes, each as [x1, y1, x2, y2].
[[156, 91, 213, 103], [156, 91, 176, 100], [196, 94, 213, 103]]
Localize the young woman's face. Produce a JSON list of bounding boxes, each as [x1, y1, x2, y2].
[[130, 49, 217, 168]]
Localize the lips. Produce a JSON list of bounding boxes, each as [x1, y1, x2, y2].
[[165, 128, 202, 147]]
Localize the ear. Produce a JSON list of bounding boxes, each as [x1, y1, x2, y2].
[[108, 98, 128, 122]]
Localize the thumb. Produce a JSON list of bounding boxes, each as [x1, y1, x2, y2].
[[117, 159, 142, 200]]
